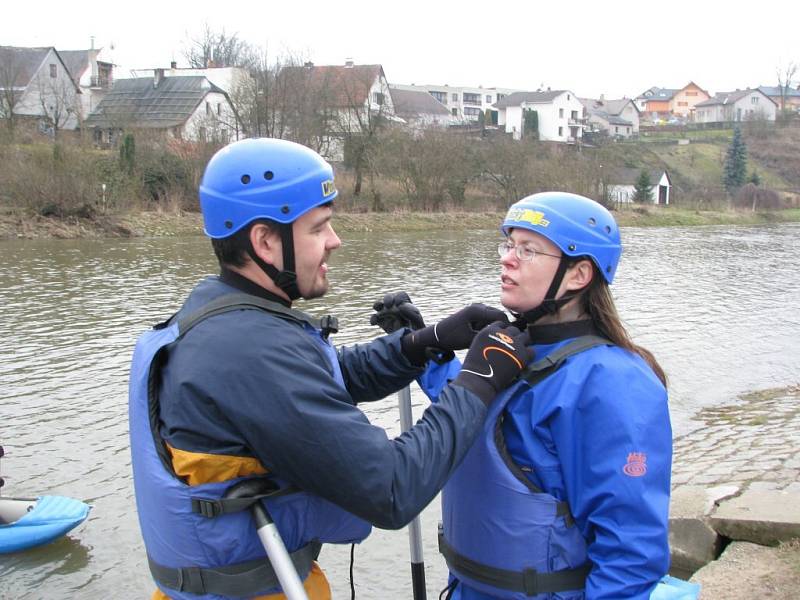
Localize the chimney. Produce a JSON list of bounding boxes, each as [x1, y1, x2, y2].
[[170, 60, 177, 69], [90, 36, 95, 50], [304, 61, 314, 69], [154, 68, 164, 87], [599, 93, 605, 103], [345, 58, 354, 68]]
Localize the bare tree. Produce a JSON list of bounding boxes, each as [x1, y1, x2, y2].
[[776, 61, 797, 114], [183, 24, 256, 69], [35, 73, 80, 140], [0, 49, 24, 135]]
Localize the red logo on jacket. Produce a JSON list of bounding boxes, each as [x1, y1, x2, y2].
[[623, 452, 647, 477]]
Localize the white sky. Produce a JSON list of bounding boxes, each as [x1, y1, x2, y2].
[[3, 1, 798, 99]]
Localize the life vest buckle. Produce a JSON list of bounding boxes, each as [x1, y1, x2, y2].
[[192, 498, 222, 518]]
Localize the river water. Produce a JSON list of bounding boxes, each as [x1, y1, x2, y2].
[[1, 223, 799, 599]]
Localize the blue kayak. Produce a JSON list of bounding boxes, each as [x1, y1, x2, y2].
[[0, 495, 90, 553]]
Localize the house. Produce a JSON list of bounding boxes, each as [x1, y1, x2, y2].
[[606, 168, 672, 205], [59, 45, 114, 119], [635, 82, 710, 121], [83, 72, 241, 144], [694, 89, 777, 124], [494, 90, 585, 142], [757, 85, 800, 113], [276, 61, 397, 161], [580, 97, 640, 138], [0, 45, 81, 134], [392, 83, 520, 124], [388, 86, 452, 129]]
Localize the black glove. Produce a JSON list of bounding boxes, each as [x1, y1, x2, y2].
[[370, 292, 426, 334], [453, 322, 532, 406], [401, 303, 509, 365]]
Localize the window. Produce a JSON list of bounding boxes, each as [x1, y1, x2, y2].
[[558, 126, 563, 136], [49, 64, 57, 78], [615, 126, 619, 133], [463, 92, 480, 105], [430, 91, 446, 104], [497, 93, 505, 101], [452, 93, 458, 102], [571, 110, 578, 120], [751, 96, 759, 104], [464, 107, 481, 116], [206, 101, 211, 115], [373, 92, 385, 105], [559, 108, 564, 118], [451, 107, 458, 116], [678, 101, 688, 107], [217, 103, 222, 116], [486, 94, 492, 103], [627, 127, 631, 134], [567, 94, 571, 100]]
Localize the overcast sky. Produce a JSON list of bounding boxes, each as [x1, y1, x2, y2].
[[3, 1, 798, 99]]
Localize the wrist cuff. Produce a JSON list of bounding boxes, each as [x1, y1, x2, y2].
[[452, 372, 496, 406]]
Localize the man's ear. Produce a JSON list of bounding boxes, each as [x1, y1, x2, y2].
[[248, 222, 281, 268], [564, 259, 594, 292]]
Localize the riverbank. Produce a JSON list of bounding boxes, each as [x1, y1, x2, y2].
[[1, 206, 799, 240]]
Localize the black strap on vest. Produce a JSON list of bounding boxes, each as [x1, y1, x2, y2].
[[191, 485, 298, 519], [521, 335, 611, 386], [148, 541, 322, 597], [438, 527, 590, 596]]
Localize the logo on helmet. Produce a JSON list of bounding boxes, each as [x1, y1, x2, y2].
[[322, 179, 336, 197], [506, 208, 550, 228]]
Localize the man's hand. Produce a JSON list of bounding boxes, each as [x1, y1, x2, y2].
[[401, 303, 509, 365], [370, 292, 425, 334], [453, 322, 532, 406]]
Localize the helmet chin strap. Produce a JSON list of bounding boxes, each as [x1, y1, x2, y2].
[[517, 255, 577, 325], [246, 224, 302, 301]]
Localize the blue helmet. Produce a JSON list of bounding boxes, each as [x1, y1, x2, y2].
[[200, 138, 338, 239], [501, 192, 622, 283]]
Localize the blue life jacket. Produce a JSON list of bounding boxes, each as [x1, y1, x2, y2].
[[439, 336, 610, 600], [129, 294, 371, 600]]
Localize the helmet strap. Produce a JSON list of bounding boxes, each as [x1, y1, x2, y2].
[[246, 223, 302, 301], [518, 255, 576, 325]]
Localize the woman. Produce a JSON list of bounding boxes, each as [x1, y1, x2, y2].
[[438, 192, 673, 600]]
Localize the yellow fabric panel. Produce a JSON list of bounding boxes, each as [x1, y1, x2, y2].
[[166, 443, 267, 486], [150, 561, 331, 600]]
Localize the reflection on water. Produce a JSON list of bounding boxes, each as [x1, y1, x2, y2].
[[1, 224, 799, 598]]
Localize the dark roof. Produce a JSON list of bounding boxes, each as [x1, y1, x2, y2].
[[58, 50, 90, 81], [84, 76, 226, 128], [0, 46, 52, 88], [591, 111, 633, 126], [758, 85, 800, 98], [580, 97, 638, 117], [609, 167, 669, 185], [494, 90, 566, 108], [389, 87, 449, 117], [695, 89, 776, 107], [277, 64, 384, 108], [637, 87, 678, 101]]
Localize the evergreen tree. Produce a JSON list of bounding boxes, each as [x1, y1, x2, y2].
[[523, 109, 538, 137], [723, 127, 747, 193], [633, 169, 653, 203], [749, 170, 761, 186]]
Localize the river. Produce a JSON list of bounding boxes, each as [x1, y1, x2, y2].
[[1, 223, 799, 599]]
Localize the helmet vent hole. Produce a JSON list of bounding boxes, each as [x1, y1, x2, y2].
[[281, 205, 290, 214], [587, 217, 596, 227], [568, 244, 576, 251], [225, 220, 233, 229], [241, 174, 251, 184], [264, 171, 274, 180], [605, 225, 612, 234]]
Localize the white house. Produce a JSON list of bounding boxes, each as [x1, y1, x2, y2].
[[83, 73, 241, 144], [59, 46, 114, 120], [494, 90, 585, 142], [607, 168, 672, 204], [580, 97, 640, 138], [0, 45, 81, 133], [694, 89, 777, 123], [392, 83, 520, 125], [389, 86, 453, 130]]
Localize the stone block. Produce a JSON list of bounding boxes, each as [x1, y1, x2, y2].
[[710, 489, 800, 546]]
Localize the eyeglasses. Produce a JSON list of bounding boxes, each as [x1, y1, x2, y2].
[[497, 240, 562, 262]]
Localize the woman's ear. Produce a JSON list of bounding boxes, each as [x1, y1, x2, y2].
[[564, 259, 595, 292], [249, 222, 281, 268]]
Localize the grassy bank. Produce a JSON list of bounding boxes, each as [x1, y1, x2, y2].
[[1, 206, 799, 240]]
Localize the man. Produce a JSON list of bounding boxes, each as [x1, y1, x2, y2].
[[128, 138, 531, 600]]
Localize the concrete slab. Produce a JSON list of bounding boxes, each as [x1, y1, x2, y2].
[[710, 489, 800, 546]]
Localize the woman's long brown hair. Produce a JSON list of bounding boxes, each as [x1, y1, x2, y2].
[[580, 269, 667, 387]]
